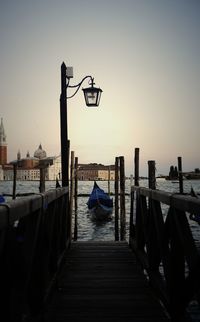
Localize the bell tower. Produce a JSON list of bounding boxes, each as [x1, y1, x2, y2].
[[0, 118, 7, 165]]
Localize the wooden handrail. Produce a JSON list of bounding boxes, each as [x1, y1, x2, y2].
[[0, 187, 70, 322], [129, 185, 200, 321]]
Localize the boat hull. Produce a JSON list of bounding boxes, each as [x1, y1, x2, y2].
[[89, 204, 113, 221]]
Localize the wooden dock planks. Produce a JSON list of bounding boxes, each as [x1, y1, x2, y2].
[[44, 241, 170, 322]]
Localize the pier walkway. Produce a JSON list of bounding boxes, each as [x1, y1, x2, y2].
[[44, 241, 169, 322]]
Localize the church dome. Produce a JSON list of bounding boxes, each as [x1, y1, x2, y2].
[[34, 144, 47, 159]]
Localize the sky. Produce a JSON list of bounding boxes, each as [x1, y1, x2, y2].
[[0, 0, 200, 176]]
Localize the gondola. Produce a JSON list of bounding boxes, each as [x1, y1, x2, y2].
[[87, 181, 113, 220], [0, 195, 5, 203]]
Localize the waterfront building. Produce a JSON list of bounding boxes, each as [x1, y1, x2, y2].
[[3, 165, 41, 181], [47, 155, 61, 180], [0, 118, 7, 165], [0, 118, 116, 182], [78, 163, 115, 181], [2, 144, 62, 181], [0, 165, 3, 180], [3, 157, 115, 181]]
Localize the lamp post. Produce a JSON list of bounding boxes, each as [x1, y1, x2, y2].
[[60, 62, 102, 187]]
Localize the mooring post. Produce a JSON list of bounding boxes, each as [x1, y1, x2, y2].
[[115, 157, 119, 241], [70, 151, 75, 225], [108, 166, 111, 196], [74, 156, 78, 241], [148, 160, 156, 190], [134, 147, 140, 186], [120, 156, 126, 241], [178, 156, 184, 194], [129, 148, 140, 241], [12, 163, 17, 199], [39, 166, 46, 193]]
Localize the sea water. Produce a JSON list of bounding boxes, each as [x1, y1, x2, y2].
[[0, 179, 200, 241]]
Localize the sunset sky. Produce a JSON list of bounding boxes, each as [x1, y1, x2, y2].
[[0, 0, 199, 176]]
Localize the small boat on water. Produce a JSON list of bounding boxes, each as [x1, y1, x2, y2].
[[87, 181, 113, 221], [0, 195, 5, 203]]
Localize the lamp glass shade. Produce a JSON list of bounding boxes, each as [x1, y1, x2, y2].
[[82, 86, 102, 107]]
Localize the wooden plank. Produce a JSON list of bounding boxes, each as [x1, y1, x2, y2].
[[44, 241, 170, 322]]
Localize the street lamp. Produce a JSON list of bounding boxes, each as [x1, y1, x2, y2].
[[60, 62, 102, 187]]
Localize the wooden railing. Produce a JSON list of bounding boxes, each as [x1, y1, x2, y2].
[[129, 186, 200, 321], [0, 187, 70, 322]]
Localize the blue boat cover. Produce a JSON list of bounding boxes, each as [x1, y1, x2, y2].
[[0, 195, 5, 203], [87, 182, 113, 209]]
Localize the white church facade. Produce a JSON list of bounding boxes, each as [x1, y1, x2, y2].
[[0, 117, 62, 181]]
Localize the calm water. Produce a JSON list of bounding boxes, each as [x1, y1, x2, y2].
[[0, 178, 200, 241]]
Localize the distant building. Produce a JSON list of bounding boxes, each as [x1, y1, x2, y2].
[[78, 163, 115, 181], [0, 118, 117, 182], [183, 169, 200, 180], [3, 143, 62, 181], [0, 118, 7, 165], [47, 155, 61, 180], [3, 165, 41, 181], [168, 165, 178, 180], [0, 165, 3, 180]]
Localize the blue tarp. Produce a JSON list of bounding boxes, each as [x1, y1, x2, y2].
[[87, 182, 113, 209], [0, 195, 5, 203]]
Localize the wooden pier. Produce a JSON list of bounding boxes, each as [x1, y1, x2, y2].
[[44, 241, 169, 322], [1, 150, 200, 321]]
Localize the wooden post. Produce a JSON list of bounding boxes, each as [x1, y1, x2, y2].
[[147, 160, 159, 272], [134, 148, 140, 186], [60, 62, 69, 187], [68, 151, 75, 244], [108, 166, 111, 195], [70, 151, 75, 221], [115, 157, 119, 241], [65, 140, 71, 243], [39, 166, 46, 193], [178, 156, 184, 194], [74, 156, 78, 241], [129, 148, 140, 242], [12, 163, 17, 199], [148, 160, 156, 190], [120, 156, 126, 241]]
